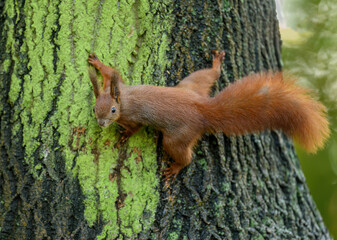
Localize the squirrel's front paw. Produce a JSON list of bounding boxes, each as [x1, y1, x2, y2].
[[88, 53, 100, 66], [117, 127, 133, 145], [119, 134, 130, 144]]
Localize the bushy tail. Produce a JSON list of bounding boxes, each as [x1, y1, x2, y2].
[[202, 72, 330, 152]]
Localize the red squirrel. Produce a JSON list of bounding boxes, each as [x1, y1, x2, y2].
[[88, 51, 330, 180]]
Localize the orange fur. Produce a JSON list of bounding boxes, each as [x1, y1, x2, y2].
[[88, 52, 330, 180], [176, 50, 225, 97], [202, 73, 330, 153]]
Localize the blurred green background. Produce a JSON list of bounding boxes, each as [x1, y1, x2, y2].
[[280, 0, 337, 238]]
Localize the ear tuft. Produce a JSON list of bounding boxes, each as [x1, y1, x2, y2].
[[110, 71, 122, 101]]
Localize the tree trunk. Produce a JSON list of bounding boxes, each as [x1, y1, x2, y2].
[[0, 0, 331, 239]]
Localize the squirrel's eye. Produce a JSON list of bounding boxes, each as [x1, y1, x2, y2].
[[111, 107, 116, 113]]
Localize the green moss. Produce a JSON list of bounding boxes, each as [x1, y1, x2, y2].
[[221, 182, 230, 192], [8, 74, 21, 105], [3, 3, 20, 105], [252, 235, 265, 240], [19, 0, 59, 173], [167, 232, 180, 240], [5, 0, 174, 237], [87, 1, 173, 238], [4, 1, 15, 19], [118, 129, 159, 237], [2, 1, 29, 165], [34, 163, 42, 170], [95, 147, 119, 234], [2, 59, 11, 72], [198, 158, 208, 170], [76, 153, 99, 225]]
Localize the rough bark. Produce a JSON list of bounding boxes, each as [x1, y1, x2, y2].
[[0, 0, 331, 239]]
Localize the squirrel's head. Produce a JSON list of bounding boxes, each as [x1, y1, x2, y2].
[[89, 67, 121, 128], [94, 92, 120, 127]]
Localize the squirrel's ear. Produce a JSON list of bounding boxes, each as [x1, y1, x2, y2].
[[111, 86, 120, 104], [110, 79, 120, 104], [89, 67, 100, 98], [110, 71, 122, 103]]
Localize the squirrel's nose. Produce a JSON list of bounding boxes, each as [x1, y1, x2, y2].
[[98, 119, 106, 127]]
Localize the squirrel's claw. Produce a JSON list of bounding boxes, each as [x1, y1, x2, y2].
[[219, 50, 225, 61], [119, 134, 129, 144], [89, 52, 98, 59], [88, 53, 100, 66], [117, 127, 133, 145], [162, 168, 178, 182], [161, 162, 183, 183], [211, 50, 226, 61]]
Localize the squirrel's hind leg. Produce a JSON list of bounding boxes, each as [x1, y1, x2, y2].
[[161, 134, 196, 181], [211, 50, 225, 73], [175, 50, 225, 97]]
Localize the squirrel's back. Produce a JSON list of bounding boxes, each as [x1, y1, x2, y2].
[[119, 85, 208, 133]]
